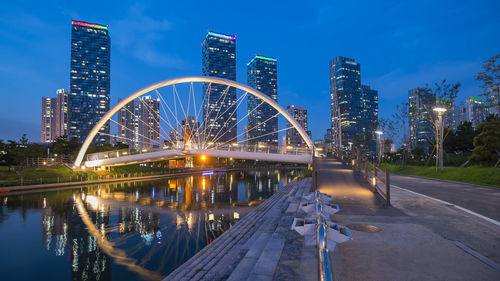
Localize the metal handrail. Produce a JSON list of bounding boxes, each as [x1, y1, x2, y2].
[[315, 199, 335, 281]]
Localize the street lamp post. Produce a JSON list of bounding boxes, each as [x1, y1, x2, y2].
[[375, 131, 383, 166], [348, 142, 353, 150], [433, 107, 447, 172]]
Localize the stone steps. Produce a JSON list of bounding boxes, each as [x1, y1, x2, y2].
[[163, 179, 306, 281]]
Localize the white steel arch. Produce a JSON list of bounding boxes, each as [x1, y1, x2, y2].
[[74, 76, 314, 167]]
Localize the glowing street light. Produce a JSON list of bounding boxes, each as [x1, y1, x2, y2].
[[433, 107, 447, 172], [348, 141, 353, 150]]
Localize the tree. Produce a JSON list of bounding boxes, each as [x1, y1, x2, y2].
[[392, 102, 409, 166], [470, 115, 500, 166], [475, 54, 500, 111], [418, 80, 460, 170], [444, 121, 476, 154], [52, 135, 81, 156]]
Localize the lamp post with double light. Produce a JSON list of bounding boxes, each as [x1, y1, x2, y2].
[[375, 130, 384, 166], [433, 107, 447, 172]]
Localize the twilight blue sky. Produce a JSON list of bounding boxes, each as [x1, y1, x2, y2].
[[0, 0, 499, 142]]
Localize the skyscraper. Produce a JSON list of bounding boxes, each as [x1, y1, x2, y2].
[[41, 97, 57, 143], [55, 89, 69, 138], [329, 56, 362, 147], [286, 105, 311, 147], [361, 85, 379, 151], [409, 88, 435, 152], [117, 96, 160, 150], [201, 31, 237, 144], [247, 55, 278, 145], [466, 96, 487, 127], [69, 20, 111, 144], [449, 102, 466, 130]]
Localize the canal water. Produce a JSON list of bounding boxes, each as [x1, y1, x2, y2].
[[0, 169, 299, 281]]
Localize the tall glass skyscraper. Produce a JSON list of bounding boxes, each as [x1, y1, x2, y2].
[[69, 20, 111, 144], [361, 85, 378, 151], [247, 55, 278, 145], [330, 56, 362, 147], [201, 31, 237, 144], [409, 88, 435, 152]]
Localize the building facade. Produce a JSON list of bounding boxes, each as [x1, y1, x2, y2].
[[286, 105, 311, 147], [449, 102, 466, 130], [117, 96, 160, 150], [41, 97, 57, 143], [41, 89, 70, 143], [466, 96, 487, 127], [360, 85, 379, 151], [329, 56, 362, 148], [247, 55, 278, 145], [408, 88, 435, 152], [201, 31, 237, 143], [55, 89, 69, 138], [69, 20, 111, 144]]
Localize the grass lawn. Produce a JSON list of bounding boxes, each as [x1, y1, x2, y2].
[[381, 163, 500, 188], [0, 165, 96, 186]]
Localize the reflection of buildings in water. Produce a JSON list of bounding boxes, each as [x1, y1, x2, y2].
[[40, 198, 112, 281]]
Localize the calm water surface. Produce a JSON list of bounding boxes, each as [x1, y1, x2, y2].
[[0, 169, 299, 281]]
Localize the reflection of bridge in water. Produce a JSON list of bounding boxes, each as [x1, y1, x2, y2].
[[6, 169, 294, 280]]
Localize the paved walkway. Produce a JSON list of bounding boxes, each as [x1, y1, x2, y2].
[[316, 158, 500, 281]]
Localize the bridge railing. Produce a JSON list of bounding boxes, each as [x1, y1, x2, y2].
[[332, 148, 390, 206], [85, 143, 313, 162], [206, 143, 312, 156]]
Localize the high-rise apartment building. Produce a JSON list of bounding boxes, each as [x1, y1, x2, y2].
[[41, 89, 70, 143], [55, 89, 69, 137], [466, 96, 487, 127], [408, 88, 435, 152], [329, 56, 362, 147], [286, 105, 311, 147], [69, 20, 111, 144], [117, 96, 160, 150], [41, 97, 57, 143], [247, 55, 278, 145], [450, 102, 466, 130], [201, 31, 237, 143]]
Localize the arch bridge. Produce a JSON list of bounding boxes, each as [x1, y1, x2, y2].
[[74, 77, 314, 169]]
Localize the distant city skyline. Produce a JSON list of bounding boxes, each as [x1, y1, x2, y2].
[[1, 1, 499, 142]]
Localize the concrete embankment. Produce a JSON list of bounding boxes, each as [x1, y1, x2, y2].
[[163, 178, 316, 281]]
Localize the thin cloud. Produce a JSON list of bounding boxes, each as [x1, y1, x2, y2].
[[111, 5, 188, 69]]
